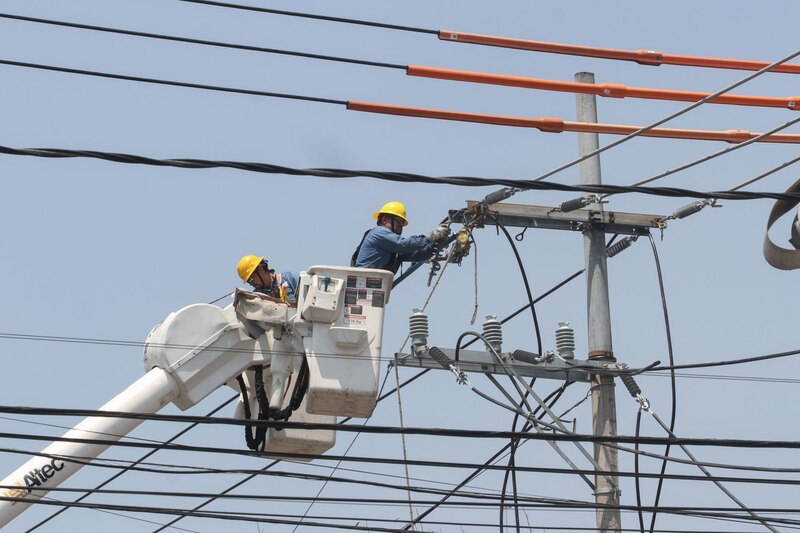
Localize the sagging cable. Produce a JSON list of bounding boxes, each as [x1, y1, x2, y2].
[[619, 370, 781, 533]]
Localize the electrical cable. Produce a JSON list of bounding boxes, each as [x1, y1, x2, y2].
[[174, 0, 800, 77], [18, 400, 800, 450], [5, 440, 800, 490], [620, 375, 781, 533], [8, 494, 440, 532], [174, 0, 438, 35], [624, 114, 800, 192], [0, 58, 346, 105], [634, 409, 645, 533], [493, 217, 543, 355], [2, 143, 800, 202], [488, 45, 800, 203], [9, 55, 796, 145], [22, 393, 236, 531], [498, 383, 571, 533], [648, 347, 800, 372], [289, 371, 390, 533], [153, 363, 430, 532], [0, 12, 406, 70], [347, 100, 800, 143], [7, 489, 800, 528], [406, 65, 800, 110], [30, 9, 797, 115], [646, 232, 678, 533]]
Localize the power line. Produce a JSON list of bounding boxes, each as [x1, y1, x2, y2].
[[5, 13, 798, 113], [0, 58, 346, 105], [3, 329, 798, 385], [5, 418, 800, 450], [24, 395, 238, 531], [0, 12, 406, 70], [173, 1, 800, 78], [0, 143, 798, 202], [5, 491, 800, 529], [175, 0, 438, 35]]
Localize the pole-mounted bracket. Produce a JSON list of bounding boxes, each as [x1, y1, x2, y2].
[[451, 201, 665, 236]]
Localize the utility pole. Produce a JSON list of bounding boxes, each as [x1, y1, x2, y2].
[[575, 71, 621, 532]]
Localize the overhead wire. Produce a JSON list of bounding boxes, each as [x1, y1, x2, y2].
[[174, 0, 438, 35], [174, 1, 800, 76], [0, 12, 406, 70], [3, 7, 796, 528], [4, 443, 799, 493], [289, 372, 391, 533], [3, 328, 797, 384], [5, 12, 798, 114], [2, 142, 799, 202], [7, 489, 800, 529], [11, 486, 800, 516], [644, 232, 678, 533], [8, 55, 799, 145]]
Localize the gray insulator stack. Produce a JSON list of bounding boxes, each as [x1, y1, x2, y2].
[[428, 346, 453, 369], [511, 349, 541, 364], [671, 201, 706, 220], [606, 236, 637, 258], [482, 315, 503, 353], [560, 197, 590, 213], [555, 321, 575, 359], [620, 373, 641, 398], [409, 308, 429, 349], [483, 187, 516, 206]]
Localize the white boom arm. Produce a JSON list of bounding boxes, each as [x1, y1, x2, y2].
[[0, 368, 180, 525], [0, 265, 393, 529]]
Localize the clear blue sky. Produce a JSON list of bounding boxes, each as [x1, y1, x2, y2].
[[2, 1, 800, 531]]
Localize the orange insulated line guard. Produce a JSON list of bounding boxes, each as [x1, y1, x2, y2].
[[346, 101, 800, 144], [406, 65, 800, 110], [439, 30, 800, 74]]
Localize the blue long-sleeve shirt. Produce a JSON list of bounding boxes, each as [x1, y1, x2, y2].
[[354, 226, 433, 273], [255, 270, 299, 302]]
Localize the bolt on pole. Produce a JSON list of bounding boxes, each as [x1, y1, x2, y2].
[[575, 71, 621, 533]]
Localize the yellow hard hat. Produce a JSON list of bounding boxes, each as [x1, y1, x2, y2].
[[374, 201, 409, 226], [237, 255, 264, 283]]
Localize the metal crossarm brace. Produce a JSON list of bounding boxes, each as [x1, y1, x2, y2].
[[453, 201, 665, 236]]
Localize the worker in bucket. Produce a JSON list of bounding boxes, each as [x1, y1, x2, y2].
[[236, 255, 299, 303], [352, 201, 450, 274]]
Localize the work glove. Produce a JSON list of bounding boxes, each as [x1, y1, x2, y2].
[[425, 224, 451, 244]]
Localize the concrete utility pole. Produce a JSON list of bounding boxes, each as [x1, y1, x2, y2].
[[575, 71, 621, 532]]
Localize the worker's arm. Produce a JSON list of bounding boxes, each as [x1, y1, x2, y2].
[[369, 227, 433, 255]]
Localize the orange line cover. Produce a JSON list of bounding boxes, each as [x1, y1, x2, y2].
[[406, 65, 800, 110], [439, 31, 800, 75], [346, 101, 800, 144]]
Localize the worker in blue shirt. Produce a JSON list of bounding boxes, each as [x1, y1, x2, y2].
[[237, 255, 299, 303], [352, 201, 450, 274]]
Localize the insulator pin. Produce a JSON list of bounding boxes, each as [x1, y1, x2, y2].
[[482, 315, 503, 353], [409, 308, 429, 348], [511, 349, 541, 364], [555, 321, 575, 359], [560, 197, 590, 213]]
